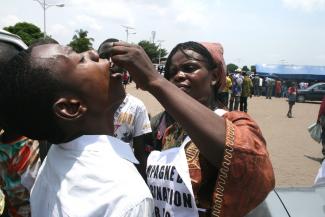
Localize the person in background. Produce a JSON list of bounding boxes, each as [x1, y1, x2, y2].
[[98, 38, 153, 180], [281, 81, 288, 98], [0, 31, 41, 217], [122, 71, 129, 89], [219, 71, 232, 108], [252, 74, 260, 96], [229, 69, 243, 111], [265, 77, 275, 99], [275, 80, 282, 97], [0, 44, 153, 216], [287, 82, 297, 118], [240, 71, 253, 112], [104, 41, 275, 217]]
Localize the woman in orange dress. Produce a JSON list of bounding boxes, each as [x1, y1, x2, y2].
[[105, 41, 275, 217]]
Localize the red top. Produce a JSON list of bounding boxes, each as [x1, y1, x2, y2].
[[288, 86, 296, 94], [318, 96, 325, 121]]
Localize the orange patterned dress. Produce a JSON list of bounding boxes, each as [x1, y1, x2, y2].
[[162, 111, 275, 217]]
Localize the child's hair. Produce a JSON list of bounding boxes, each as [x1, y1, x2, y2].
[[0, 41, 21, 64], [0, 48, 65, 142]]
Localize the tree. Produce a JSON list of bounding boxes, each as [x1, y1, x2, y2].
[[68, 29, 94, 53], [3, 22, 44, 46], [227, 63, 238, 73], [242, 65, 250, 72], [138, 40, 167, 63]]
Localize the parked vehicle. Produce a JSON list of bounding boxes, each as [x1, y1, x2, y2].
[[246, 186, 325, 217], [296, 82, 325, 102], [0, 29, 27, 50]]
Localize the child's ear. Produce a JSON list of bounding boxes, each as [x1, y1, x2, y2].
[[53, 98, 87, 120]]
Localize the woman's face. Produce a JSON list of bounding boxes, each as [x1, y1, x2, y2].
[[167, 49, 216, 105]]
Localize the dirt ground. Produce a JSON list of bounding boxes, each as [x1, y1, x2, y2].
[[126, 82, 323, 187]]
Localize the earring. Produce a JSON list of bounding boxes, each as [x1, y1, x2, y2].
[[211, 80, 217, 85]]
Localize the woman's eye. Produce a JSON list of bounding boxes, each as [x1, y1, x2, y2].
[[182, 64, 197, 73]]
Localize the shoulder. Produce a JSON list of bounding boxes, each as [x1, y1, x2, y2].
[[126, 94, 146, 108]]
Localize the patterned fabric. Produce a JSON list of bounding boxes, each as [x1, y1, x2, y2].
[[0, 189, 4, 215], [231, 74, 243, 97], [114, 94, 152, 148], [0, 136, 40, 217], [241, 76, 253, 97], [162, 111, 275, 217]]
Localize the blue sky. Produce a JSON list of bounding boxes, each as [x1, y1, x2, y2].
[[1, 0, 325, 67]]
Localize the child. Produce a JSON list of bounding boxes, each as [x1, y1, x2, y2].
[[0, 44, 153, 217], [287, 83, 297, 118]]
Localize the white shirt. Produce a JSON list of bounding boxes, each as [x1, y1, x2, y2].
[[30, 135, 153, 217], [114, 94, 152, 148]]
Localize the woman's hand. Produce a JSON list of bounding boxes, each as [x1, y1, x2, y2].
[[100, 41, 162, 91]]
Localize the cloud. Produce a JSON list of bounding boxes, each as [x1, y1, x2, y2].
[[75, 15, 103, 31], [48, 23, 71, 44], [49, 23, 70, 36], [170, 0, 215, 28], [67, 0, 216, 29], [0, 15, 21, 27], [282, 0, 325, 11], [69, 0, 135, 24]]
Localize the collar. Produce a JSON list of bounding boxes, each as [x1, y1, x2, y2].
[[56, 135, 139, 164]]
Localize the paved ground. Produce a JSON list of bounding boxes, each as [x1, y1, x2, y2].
[[126, 83, 323, 187]]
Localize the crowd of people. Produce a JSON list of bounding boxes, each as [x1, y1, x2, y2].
[[219, 71, 314, 119], [2, 30, 307, 217]]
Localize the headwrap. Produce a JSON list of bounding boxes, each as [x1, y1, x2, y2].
[[199, 42, 226, 92]]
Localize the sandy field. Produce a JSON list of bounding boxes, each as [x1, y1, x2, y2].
[[126, 82, 323, 187]]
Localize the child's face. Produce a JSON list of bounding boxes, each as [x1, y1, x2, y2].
[[31, 44, 114, 113]]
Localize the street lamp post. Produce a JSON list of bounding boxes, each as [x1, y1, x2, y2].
[[33, 0, 64, 39], [157, 40, 164, 65], [121, 25, 136, 43]]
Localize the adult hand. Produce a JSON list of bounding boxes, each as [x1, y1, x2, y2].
[[100, 41, 161, 91]]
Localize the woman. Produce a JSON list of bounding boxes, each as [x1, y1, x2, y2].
[[105, 41, 275, 217], [287, 83, 297, 118]]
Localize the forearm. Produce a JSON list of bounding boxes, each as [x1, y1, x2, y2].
[[148, 78, 226, 167]]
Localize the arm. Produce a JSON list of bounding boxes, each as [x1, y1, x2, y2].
[[212, 111, 275, 217], [107, 43, 226, 167]]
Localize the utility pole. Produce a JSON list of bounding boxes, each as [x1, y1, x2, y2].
[[157, 40, 165, 65], [121, 25, 136, 43], [151, 31, 156, 43]]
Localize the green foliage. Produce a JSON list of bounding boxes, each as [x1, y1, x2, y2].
[[227, 63, 238, 73], [3, 22, 44, 46], [242, 65, 250, 72], [68, 29, 94, 53], [138, 40, 167, 63]]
